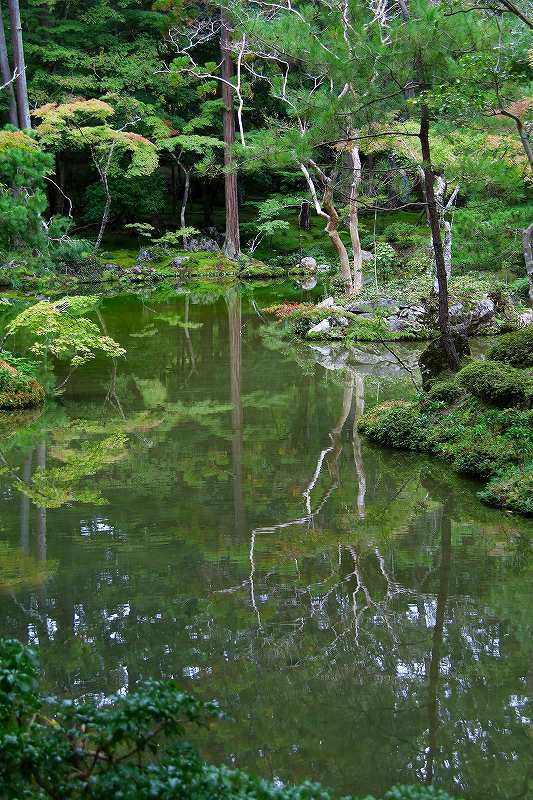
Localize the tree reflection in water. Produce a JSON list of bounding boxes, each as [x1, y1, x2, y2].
[[0, 287, 531, 800]]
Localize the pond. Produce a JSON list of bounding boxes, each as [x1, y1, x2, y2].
[[0, 282, 531, 800]]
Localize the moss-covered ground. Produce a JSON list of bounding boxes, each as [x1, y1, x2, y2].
[[358, 328, 533, 515]]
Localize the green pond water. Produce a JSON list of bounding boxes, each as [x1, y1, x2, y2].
[[0, 282, 532, 799]]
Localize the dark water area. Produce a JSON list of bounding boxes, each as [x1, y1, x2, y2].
[[0, 282, 531, 799]]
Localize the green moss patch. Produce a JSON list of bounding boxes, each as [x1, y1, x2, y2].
[[456, 360, 532, 408], [358, 350, 533, 514], [486, 326, 533, 368]]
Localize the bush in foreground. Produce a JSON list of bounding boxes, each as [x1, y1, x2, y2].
[[0, 639, 461, 800]]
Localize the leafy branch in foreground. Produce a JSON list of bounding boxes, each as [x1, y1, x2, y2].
[[6, 296, 125, 369], [0, 638, 462, 800]]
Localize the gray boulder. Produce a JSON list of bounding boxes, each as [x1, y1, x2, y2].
[[317, 263, 331, 273], [308, 318, 331, 335], [471, 296, 495, 328], [449, 302, 464, 319], [386, 317, 412, 333], [300, 256, 317, 271], [137, 248, 156, 262], [317, 296, 335, 309], [184, 236, 220, 253], [171, 255, 190, 268], [361, 250, 374, 262], [346, 302, 375, 314]]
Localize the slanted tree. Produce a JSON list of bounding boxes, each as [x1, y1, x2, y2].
[[0, 0, 17, 126], [6, 0, 29, 128]]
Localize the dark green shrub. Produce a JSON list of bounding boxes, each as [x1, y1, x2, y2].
[[422, 379, 463, 405], [0, 638, 462, 800], [443, 435, 519, 479], [486, 327, 533, 368], [456, 360, 532, 407], [479, 464, 533, 515], [358, 402, 430, 450]]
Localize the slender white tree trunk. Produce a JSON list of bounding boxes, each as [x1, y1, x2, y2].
[[523, 223, 533, 302], [348, 144, 363, 294]]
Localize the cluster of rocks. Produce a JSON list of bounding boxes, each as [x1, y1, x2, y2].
[[306, 296, 428, 337], [298, 256, 331, 273], [184, 234, 221, 253], [304, 291, 509, 339]]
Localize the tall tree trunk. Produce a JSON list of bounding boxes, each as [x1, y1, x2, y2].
[[94, 173, 111, 252], [523, 222, 533, 302], [220, 7, 240, 259], [349, 144, 363, 294], [7, 0, 30, 129], [180, 166, 190, 230], [299, 199, 310, 230], [516, 119, 533, 174], [322, 182, 353, 296], [419, 104, 459, 371], [0, 0, 18, 126]]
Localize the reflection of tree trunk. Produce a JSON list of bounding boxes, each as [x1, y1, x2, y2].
[[352, 373, 366, 520], [36, 443, 46, 561], [183, 294, 196, 377], [227, 289, 245, 535], [20, 449, 32, 553], [426, 505, 452, 784], [328, 371, 354, 483]]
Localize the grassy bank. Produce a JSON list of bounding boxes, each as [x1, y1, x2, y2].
[[358, 328, 533, 515]]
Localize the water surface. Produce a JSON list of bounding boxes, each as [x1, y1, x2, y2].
[[0, 283, 531, 799]]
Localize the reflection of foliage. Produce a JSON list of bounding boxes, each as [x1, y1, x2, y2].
[[6, 296, 125, 368], [18, 435, 128, 509], [0, 543, 57, 589], [0, 637, 462, 800]]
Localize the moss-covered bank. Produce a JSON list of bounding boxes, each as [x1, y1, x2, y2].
[[358, 328, 533, 515], [267, 273, 527, 343]]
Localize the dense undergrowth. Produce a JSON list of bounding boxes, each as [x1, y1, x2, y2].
[[0, 638, 460, 800], [358, 328, 533, 514]]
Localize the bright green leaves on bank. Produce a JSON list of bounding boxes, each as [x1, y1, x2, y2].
[[6, 296, 125, 368]]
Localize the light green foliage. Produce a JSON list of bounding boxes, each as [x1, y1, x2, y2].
[[154, 229, 201, 248], [34, 100, 159, 179], [6, 296, 125, 368]]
